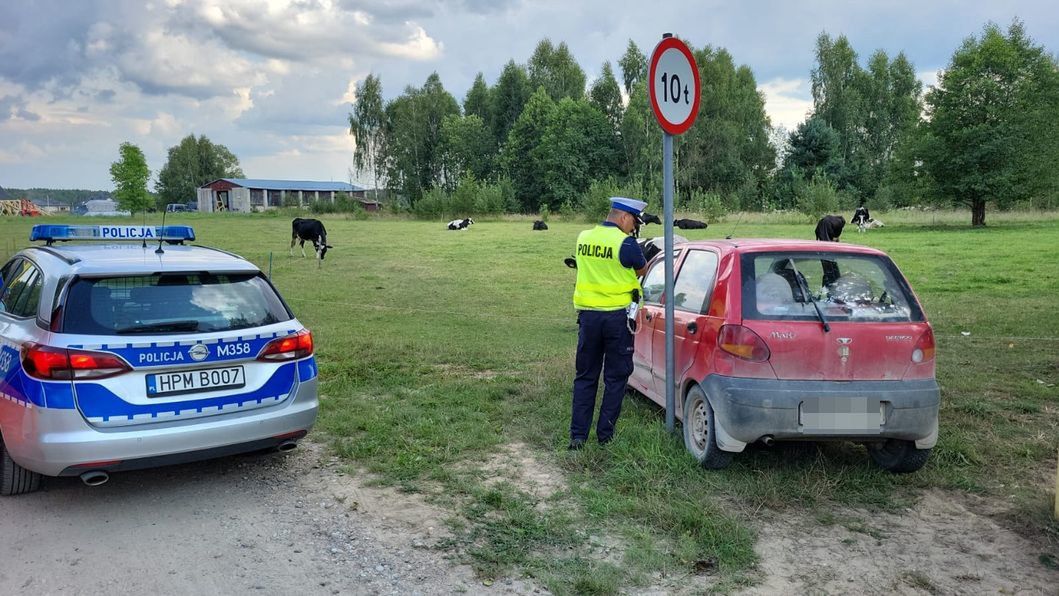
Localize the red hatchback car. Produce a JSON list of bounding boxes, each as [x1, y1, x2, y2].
[[627, 239, 939, 473]]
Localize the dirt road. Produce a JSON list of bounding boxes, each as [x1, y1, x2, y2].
[[0, 441, 532, 595]]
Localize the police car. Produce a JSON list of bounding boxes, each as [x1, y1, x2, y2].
[[0, 225, 318, 495]]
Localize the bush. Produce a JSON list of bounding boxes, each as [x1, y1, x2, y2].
[[538, 204, 550, 222], [576, 178, 650, 220], [795, 176, 841, 221], [693, 189, 728, 222]]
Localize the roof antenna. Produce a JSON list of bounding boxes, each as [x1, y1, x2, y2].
[[155, 205, 167, 254], [724, 209, 746, 240]]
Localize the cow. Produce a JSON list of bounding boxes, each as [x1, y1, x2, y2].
[[851, 206, 872, 232], [641, 212, 662, 225], [290, 218, 332, 266], [866, 218, 885, 229], [674, 218, 708, 230], [815, 215, 845, 242], [447, 218, 474, 231], [532, 220, 548, 231]]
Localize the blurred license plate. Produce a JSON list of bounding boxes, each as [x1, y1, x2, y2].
[[147, 366, 245, 397], [800, 397, 881, 430]]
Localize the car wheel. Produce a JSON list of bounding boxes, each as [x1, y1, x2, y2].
[[682, 385, 733, 470], [1, 436, 42, 496], [866, 439, 931, 473]]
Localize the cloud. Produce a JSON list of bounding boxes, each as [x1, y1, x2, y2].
[[758, 78, 813, 131]]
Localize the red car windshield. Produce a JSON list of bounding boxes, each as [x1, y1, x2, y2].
[[741, 252, 924, 323]]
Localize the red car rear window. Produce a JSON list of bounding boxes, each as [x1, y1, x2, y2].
[[741, 252, 924, 323]]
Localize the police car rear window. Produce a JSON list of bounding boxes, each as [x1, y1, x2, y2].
[[63, 273, 292, 335]]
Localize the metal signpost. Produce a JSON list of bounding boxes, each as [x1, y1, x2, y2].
[[648, 34, 701, 433]]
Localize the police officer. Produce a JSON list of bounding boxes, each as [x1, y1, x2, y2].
[[569, 197, 648, 450]]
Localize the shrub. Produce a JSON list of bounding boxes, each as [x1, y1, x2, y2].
[[538, 204, 550, 222], [795, 176, 841, 221], [693, 189, 728, 223]]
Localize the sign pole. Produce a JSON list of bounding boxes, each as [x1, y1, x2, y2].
[[663, 130, 676, 433], [648, 32, 700, 435]]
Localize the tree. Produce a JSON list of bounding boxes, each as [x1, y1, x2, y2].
[[677, 46, 775, 207], [383, 73, 460, 203], [619, 81, 662, 189], [156, 134, 243, 208], [528, 39, 586, 102], [924, 21, 1059, 225], [784, 117, 842, 177], [589, 62, 623, 130], [810, 33, 867, 196], [537, 98, 621, 209], [463, 72, 492, 123], [350, 74, 387, 199], [440, 114, 495, 185], [502, 87, 556, 210], [490, 61, 531, 147], [110, 142, 152, 213], [618, 39, 647, 94]]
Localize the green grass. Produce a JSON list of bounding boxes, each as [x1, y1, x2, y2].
[[2, 209, 1057, 592]]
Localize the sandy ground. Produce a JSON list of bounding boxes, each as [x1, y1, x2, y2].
[[0, 441, 538, 596], [2, 439, 1055, 595]]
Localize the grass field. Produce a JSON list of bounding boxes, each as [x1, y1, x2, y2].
[[2, 210, 1057, 593]]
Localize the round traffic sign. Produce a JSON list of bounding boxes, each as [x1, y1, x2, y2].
[[648, 36, 701, 135]]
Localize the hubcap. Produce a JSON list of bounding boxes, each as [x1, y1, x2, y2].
[[691, 399, 709, 452]]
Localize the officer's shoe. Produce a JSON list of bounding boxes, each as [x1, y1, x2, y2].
[[567, 439, 586, 451], [599, 436, 613, 446]]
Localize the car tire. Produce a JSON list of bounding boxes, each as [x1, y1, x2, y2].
[[1, 436, 42, 496], [866, 439, 931, 473], [682, 385, 733, 470]]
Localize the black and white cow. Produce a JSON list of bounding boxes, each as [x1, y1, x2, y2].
[[291, 218, 332, 265], [674, 218, 708, 230], [447, 218, 474, 231], [815, 215, 846, 242], [532, 220, 549, 231], [851, 206, 872, 232], [641, 212, 662, 225]]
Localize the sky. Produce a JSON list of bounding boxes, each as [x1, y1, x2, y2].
[[1, 0, 1057, 191]]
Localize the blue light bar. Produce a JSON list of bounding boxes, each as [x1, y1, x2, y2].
[[30, 225, 196, 243]]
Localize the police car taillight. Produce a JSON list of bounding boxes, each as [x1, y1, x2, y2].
[[257, 330, 313, 361], [22, 343, 132, 380]]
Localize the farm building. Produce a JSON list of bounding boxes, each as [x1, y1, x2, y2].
[[196, 179, 373, 213]]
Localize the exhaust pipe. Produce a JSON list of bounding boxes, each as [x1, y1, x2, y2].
[[80, 470, 109, 487], [761, 436, 775, 447], [277, 440, 299, 452]]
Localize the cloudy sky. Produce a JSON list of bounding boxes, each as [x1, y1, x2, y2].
[[1, 0, 1056, 191]]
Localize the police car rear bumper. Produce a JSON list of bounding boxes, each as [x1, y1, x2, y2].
[[5, 378, 318, 477]]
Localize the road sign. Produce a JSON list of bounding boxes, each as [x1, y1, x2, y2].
[[648, 36, 701, 135]]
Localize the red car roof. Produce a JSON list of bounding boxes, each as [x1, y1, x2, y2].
[[678, 238, 888, 256]]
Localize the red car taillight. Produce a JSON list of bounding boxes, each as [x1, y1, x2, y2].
[[717, 325, 770, 362], [911, 328, 936, 363], [257, 330, 314, 361], [22, 343, 131, 380]]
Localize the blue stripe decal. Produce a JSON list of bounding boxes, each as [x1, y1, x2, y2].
[[100, 335, 281, 369], [297, 356, 317, 382], [74, 362, 297, 421], [43, 381, 75, 409]]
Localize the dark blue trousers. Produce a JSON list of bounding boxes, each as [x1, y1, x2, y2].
[[571, 309, 634, 443]]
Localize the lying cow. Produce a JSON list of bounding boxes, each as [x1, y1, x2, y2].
[[532, 220, 548, 231], [851, 206, 871, 232], [815, 215, 845, 242], [290, 218, 332, 266], [641, 212, 662, 225], [865, 218, 885, 229], [448, 218, 474, 231], [674, 218, 708, 230]]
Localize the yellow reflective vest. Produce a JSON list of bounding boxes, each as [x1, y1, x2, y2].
[[573, 225, 641, 311]]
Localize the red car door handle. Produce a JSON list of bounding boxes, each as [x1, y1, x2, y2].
[[687, 322, 698, 334]]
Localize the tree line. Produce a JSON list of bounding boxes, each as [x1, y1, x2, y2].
[[108, 134, 245, 213], [351, 21, 1059, 226]]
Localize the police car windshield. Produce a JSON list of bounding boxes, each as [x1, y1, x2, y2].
[[63, 273, 292, 335]]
